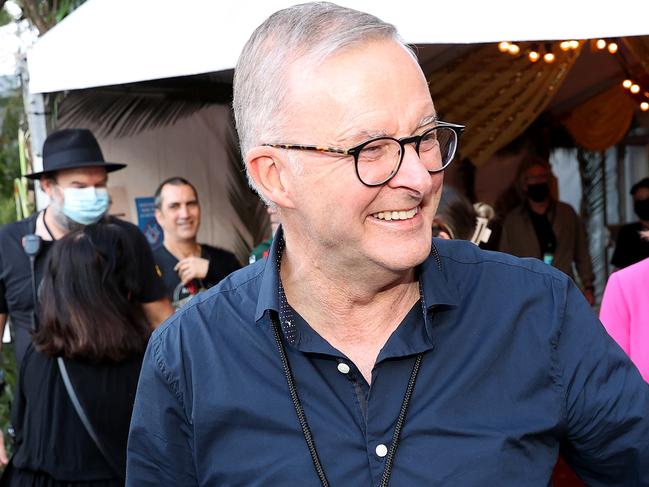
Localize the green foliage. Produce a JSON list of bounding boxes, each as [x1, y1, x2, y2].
[[0, 7, 13, 26], [54, 0, 85, 23], [0, 343, 16, 459], [0, 90, 22, 226], [13, 0, 88, 34]]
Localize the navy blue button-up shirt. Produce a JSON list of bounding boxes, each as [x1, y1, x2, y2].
[[127, 234, 649, 486]]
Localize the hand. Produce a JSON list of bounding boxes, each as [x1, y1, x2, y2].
[[0, 429, 8, 466], [174, 257, 209, 285], [583, 287, 595, 306]]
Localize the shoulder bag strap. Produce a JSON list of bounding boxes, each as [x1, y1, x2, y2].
[[57, 357, 124, 479]]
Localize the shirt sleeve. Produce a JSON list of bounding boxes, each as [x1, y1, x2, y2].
[[205, 250, 241, 287], [127, 327, 197, 486], [125, 223, 167, 303], [599, 272, 630, 354], [557, 280, 649, 485]]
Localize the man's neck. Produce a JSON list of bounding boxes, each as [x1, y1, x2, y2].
[[164, 238, 200, 260], [36, 207, 67, 240], [279, 232, 420, 382]]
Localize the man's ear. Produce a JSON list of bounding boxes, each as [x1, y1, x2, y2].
[[39, 177, 52, 194], [40, 176, 54, 195], [246, 147, 295, 209], [154, 208, 163, 226]]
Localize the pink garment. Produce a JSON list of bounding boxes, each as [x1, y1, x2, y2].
[[599, 257, 649, 381]]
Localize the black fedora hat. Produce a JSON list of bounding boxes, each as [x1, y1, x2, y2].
[[25, 128, 127, 180]]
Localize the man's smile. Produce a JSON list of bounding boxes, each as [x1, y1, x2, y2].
[[370, 207, 418, 221]]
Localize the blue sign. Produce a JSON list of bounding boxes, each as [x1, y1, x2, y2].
[[135, 197, 163, 249]]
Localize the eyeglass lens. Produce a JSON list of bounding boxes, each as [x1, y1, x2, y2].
[[356, 126, 458, 185]]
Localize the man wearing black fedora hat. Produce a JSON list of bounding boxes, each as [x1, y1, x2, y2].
[[0, 128, 174, 371]]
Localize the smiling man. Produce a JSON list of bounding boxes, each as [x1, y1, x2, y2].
[[127, 3, 649, 486], [153, 177, 240, 308]]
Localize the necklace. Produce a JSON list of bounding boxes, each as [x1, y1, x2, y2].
[[42, 208, 56, 240]]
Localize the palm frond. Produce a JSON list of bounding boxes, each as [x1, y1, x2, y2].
[[57, 91, 210, 138], [56, 74, 233, 138], [224, 114, 269, 263]]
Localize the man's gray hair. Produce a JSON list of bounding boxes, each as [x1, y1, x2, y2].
[[232, 2, 410, 198]]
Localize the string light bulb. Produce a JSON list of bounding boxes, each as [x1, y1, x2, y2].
[[631, 84, 641, 94], [528, 50, 540, 62], [498, 41, 510, 53], [607, 42, 618, 54], [569, 40, 579, 49], [508, 43, 520, 55], [543, 52, 555, 63], [560, 41, 570, 51], [641, 102, 649, 112], [596, 39, 607, 50], [623, 79, 633, 89]]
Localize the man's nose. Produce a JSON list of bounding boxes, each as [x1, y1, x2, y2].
[[386, 144, 434, 193], [178, 205, 190, 218]]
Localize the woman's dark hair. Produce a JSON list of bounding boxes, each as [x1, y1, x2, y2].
[[433, 186, 478, 241], [34, 223, 150, 362]]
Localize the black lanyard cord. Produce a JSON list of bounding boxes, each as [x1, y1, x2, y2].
[[271, 314, 330, 487], [270, 314, 423, 487], [379, 352, 422, 487]]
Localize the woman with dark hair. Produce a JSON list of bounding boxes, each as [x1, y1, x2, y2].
[[433, 186, 493, 246], [1, 223, 150, 486]]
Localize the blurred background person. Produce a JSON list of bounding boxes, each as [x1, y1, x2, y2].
[[610, 177, 649, 269], [432, 186, 493, 245], [249, 206, 281, 263], [0, 128, 171, 368], [499, 156, 595, 305], [154, 177, 240, 309], [0, 223, 150, 485], [600, 230, 649, 382]]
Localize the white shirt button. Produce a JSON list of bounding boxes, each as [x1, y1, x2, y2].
[[337, 362, 350, 374], [375, 444, 388, 458]]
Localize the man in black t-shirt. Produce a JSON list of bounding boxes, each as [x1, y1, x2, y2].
[[0, 129, 174, 371], [611, 177, 649, 269], [153, 177, 241, 309]]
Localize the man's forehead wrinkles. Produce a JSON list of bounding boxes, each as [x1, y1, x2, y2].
[[419, 114, 438, 126], [333, 111, 439, 145]]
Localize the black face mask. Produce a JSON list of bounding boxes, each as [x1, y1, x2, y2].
[[527, 183, 550, 203], [634, 198, 649, 221]]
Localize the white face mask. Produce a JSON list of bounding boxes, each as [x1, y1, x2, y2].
[[62, 187, 110, 225]]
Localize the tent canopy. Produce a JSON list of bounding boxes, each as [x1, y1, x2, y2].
[[27, 0, 649, 94]]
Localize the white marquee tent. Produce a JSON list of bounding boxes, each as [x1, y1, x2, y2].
[[27, 0, 649, 94], [22, 0, 649, 257]]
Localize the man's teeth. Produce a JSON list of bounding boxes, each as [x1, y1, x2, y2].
[[372, 208, 418, 221]]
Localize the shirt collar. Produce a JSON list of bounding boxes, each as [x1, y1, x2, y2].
[[255, 230, 460, 333], [418, 241, 460, 309], [254, 225, 284, 323]]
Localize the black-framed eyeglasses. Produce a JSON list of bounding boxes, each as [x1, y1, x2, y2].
[[263, 121, 465, 187]]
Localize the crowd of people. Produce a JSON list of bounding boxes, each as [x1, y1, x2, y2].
[[0, 2, 647, 486]]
